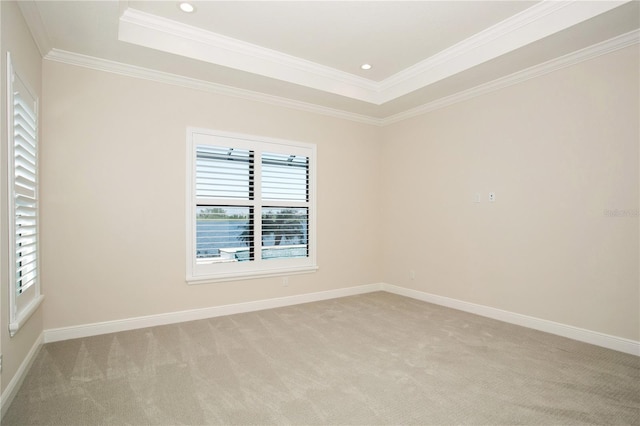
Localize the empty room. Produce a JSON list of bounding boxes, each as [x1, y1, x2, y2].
[[1, 1, 639, 424]]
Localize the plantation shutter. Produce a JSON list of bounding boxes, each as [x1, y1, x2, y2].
[[261, 153, 309, 258], [8, 53, 44, 336], [13, 87, 38, 295], [261, 153, 308, 202], [195, 146, 255, 262], [187, 129, 317, 283], [196, 146, 253, 200]]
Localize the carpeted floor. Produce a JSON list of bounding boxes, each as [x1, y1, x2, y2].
[[4, 291, 639, 425]]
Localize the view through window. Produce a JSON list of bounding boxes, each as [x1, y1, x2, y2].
[[187, 129, 316, 282]]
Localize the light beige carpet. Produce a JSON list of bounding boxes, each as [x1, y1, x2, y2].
[[4, 292, 639, 425]]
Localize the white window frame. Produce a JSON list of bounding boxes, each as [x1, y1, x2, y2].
[[186, 128, 318, 284], [7, 53, 44, 336]]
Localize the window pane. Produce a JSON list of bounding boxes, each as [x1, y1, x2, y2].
[[196, 206, 253, 263], [262, 152, 308, 202], [196, 146, 253, 199], [261, 207, 308, 260]]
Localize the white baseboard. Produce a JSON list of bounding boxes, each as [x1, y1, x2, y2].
[[44, 283, 384, 343], [3, 281, 635, 422], [382, 283, 640, 356], [1, 331, 44, 419], [42, 281, 639, 356]]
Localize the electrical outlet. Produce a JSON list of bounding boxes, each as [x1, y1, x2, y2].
[[489, 192, 496, 202], [410, 270, 415, 280], [282, 277, 289, 287]]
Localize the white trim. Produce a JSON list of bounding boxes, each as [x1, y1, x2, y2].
[[187, 265, 319, 285], [118, 8, 378, 104], [16, 0, 632, 107], [1, 285, 635, 420], [0, 332, 44, 419], [382, 284, 640, 357], [40, 283, 638, 355], [186, 128, 318, 282], [8, 295, 44, 338], [6, 52, 43, 337], [43, 49, 382, 126], [382, 29, 640, 126], [44, 28, 639, 127], [116, 1, 628, 105], [376, 0, 629, 103], [43, 283, 383, 343]]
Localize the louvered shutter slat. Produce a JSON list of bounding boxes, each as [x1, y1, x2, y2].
[[196, 147, 253, 199], [262, 153, 308, 202]]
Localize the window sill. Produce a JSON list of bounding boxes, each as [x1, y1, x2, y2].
[[187, 265, 318, 285], [9, 294, 45, 337]]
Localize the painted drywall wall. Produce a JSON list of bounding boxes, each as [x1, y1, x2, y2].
[[381, 45, 639, 341], [32, 17, 640, 346], [0, 0, 44, 396], [41, 60, 382, 330]]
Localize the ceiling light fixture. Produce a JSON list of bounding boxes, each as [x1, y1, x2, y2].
[[179, 2, 195, 13], [360, 64, 372, 70]]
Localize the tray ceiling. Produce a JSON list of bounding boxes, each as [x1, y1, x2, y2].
[[18, 1, 640, 124]]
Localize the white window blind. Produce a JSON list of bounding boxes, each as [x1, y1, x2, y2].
[[7, 52, 44, 336], [262, 153, 308, 202], [187, 129, 317, 283], [261, 153, 309, 259], [13, 86, 38, 292]]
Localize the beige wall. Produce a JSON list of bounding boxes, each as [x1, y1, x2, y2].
[[381, 45, 639, 340], [16, 15, 640, 363], [0, 1, 636, 416], [41, 60, 382, 330], [0, 1, 44, 396]]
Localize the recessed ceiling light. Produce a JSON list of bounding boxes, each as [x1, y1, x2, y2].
[[360, 64, 372, 70], [179, 2, 195, 13]]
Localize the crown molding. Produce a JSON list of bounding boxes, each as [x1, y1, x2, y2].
[[44, 28, 638, 128], [118, 1, 630, 106], [21, 0, 634, 118], [43, 49, 383, 126], [377, 0, 630, 103], [382, 29, 640, 126], [16, 0, 51, 57], [118, 8, 380, 104]]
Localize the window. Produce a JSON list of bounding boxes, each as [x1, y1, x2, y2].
[[187, 128, 317, 283], [7, 53, 43, 336]]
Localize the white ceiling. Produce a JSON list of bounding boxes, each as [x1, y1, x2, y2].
[[18, 1, 640, 124], [127, 1, 539, 82]]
